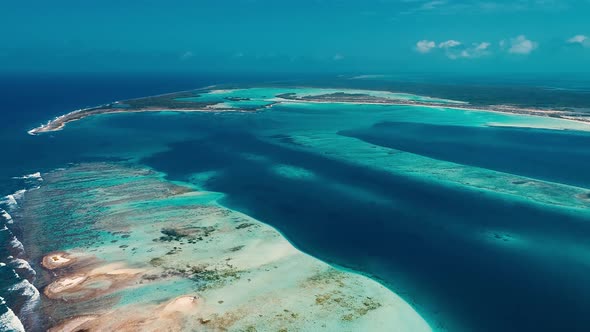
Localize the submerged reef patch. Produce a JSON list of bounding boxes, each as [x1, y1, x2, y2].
[[26, 163, 431, 332]]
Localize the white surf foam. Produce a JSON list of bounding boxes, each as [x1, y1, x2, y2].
[[28, 107, 92, 135], [8, 257, 36, 279], [1, 196, 18, 209], [0, 209, 13, 224], [12, 172, 43, 181], [9, 279, 40, 314], [12, 190, 26, 201], [1, 190, 26, 211], [0, 297, 25, 332], [209, 89, 236, 94], [9, 237, 25, 255], [10, 280, 40, 300]]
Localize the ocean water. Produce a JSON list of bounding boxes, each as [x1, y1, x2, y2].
[[2, 74, 590, 332], [342, 121, 590, 187]]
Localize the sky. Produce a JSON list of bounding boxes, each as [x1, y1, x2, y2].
[[1, 0, 589, 75]]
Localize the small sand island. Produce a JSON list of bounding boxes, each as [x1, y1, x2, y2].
[[28, 87, 590, 135], [42, 252, 75, 270]]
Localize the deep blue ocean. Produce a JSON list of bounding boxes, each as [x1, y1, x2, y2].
[[2, 73, 590, 332]]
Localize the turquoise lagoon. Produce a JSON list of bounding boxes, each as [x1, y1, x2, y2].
[[3, 84, 590, 332]]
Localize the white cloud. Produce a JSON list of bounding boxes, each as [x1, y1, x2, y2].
[[399, 0, 569, 16], [438, 40, 461, 49], [420, 0, 447, 10], [416, 39, 492, 59], [508, 35, 537, 54], [333, 54, 345, 61], [567, 35, 589, 47], [398, 0, 447, 15], [475, 42, 491, 51], [400, 0, 572, 15], [568, 35, 587, 43], [180, 51, 194, 60], [350, 74, 388, 80], [416, 40, 436, 53], [446, 42, 491, 59]]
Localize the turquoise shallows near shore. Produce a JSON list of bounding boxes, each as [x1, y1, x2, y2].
[[176, 87, 467, 105], [24, 163, 432, 331]]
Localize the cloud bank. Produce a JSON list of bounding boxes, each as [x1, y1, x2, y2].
[[415, 35, 548, 58], [416, 40, 436, 53], [416, 39, 491, 59], [567, 35, 589, 47], [438, 40, 461, 49], [508, 35, 537, 54]]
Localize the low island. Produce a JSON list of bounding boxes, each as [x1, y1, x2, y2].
[[28, 86, 590, 135]]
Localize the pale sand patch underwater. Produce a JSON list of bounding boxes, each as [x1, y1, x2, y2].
[[48, 315, 98, 332], [43, 257, 146, 302], [32, 163, 432, 332], [268, 132, 590, 212]]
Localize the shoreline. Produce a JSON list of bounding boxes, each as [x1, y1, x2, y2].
[[274, 97, 590, 128], [27, 87, 590, 135], [27, 107, 241, 136]]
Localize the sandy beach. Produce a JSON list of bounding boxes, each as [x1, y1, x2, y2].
[[44, 259, 146, 302], [42, 252, 75, 270]]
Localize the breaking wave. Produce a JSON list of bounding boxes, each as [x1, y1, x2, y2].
[[12, 172, 43, 182], [0, 209, 12, 224], [1, 174, 42, 331], [8, 237, 25, 257], [1, 189, 26, 211], [0, 298, 25, 332], [9, 279, 40, 314], [7, 257, 36, 281]]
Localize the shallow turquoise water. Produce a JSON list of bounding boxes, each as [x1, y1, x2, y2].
[[3, 83, 590, 332], [176, 87, 466, 108]]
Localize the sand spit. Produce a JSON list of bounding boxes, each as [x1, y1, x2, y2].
[[48, 295, 203, 332], [42, 252, 75, 270], [45, 276, 87, 295], [27, 107, 226, 135], [44, 260, 146, 302], [162, 295, 202, 314], [48, 315, 99, 332]]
